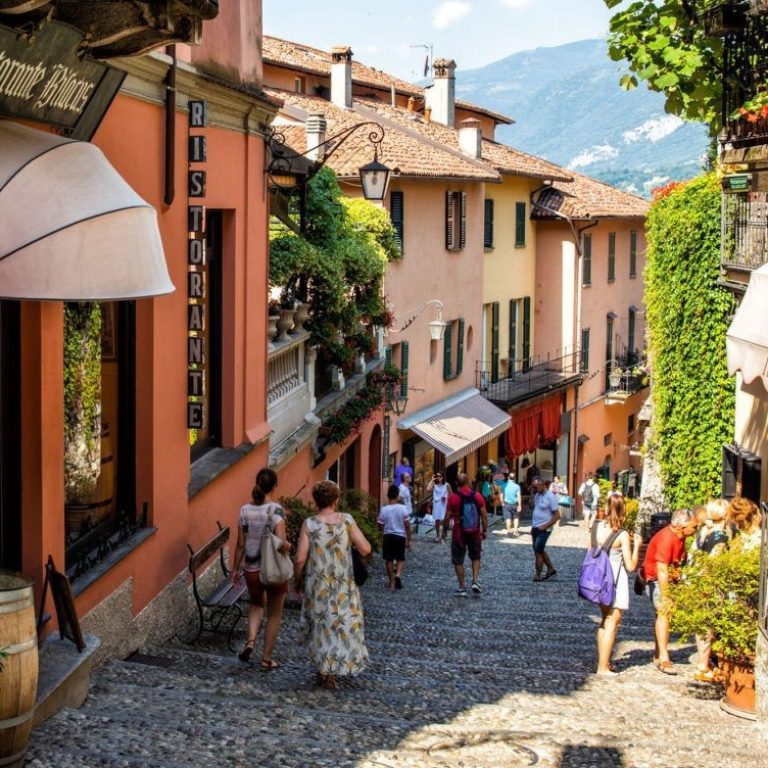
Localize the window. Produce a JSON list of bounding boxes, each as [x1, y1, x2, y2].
[[484, 198, 494, 249], [580, 327, 590, 374], [515, 202, 526, 247], [604, 432, 613, 447], [605, 312, 615, 391], [583, 234, 592, 286], [445, 191, 467, 251], [630, 230, 638, 277], [390, 191, 404, 256], [522, 297, 531, 371], [294, 76, 305, 94], [443, 318, 465, 380], [508, 299, 519, 372], [608, 232, 616, 282], [490, 302, 500, 382], [628, 306, 636, 357], [385, 343, 408, 395]]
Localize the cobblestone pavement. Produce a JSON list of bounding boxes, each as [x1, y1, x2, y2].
[[27, 517, 765, 767]]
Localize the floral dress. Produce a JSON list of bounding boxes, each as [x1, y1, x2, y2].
[[298, 514, 368, 676]]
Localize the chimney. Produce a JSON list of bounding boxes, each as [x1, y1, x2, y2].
[[305, 113, 327, 162], [458, 118, 482, 159], [331, 46, 353, 109], [425, 58, 456, 127]]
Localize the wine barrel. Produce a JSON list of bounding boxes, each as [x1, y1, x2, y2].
[[65, 424, 115, 536], [0, 573, 38, 768]]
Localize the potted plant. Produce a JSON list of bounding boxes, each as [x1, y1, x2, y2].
[[668, 539, 760, 717]]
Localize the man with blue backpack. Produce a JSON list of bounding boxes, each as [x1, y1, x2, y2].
[[447, 473, 488, 596]]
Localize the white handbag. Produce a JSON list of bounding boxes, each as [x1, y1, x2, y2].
[[259, 509, 292, 585]]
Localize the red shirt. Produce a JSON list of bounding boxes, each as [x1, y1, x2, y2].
[[447, 488, 485, 542], [643, 525, 685, 581]]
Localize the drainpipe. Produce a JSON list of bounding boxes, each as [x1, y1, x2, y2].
[[164, 45, 177, 207]]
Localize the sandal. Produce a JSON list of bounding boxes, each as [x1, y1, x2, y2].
[[533, 574, 542, 582], [238, 642, 255, 663], [259, 658, 281, 671], [657, 660, 678, 675], [694, 669, 717, 683], [542, 570, 557, 581]]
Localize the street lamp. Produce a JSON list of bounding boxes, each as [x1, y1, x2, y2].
[[607, 359, 622, 390], [387, 299, 447, 341]]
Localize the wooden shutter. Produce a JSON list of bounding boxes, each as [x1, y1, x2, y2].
[[459, 192, 467, 249], [490, 302, 500, 382], [630, 230, 637, 277], [445, 192, 455, 250], [583, 234, 592, 286], [628, 307, 636, 356], [508, 299, 518, 372], [522, 296, 531, 372], [608, 232, 616, 281], [484, 199, 494, 249], [515, 202, 526, 247], [443, 321, 453, 379], [390, 191, 404, 256], [399, 341, 409, 397], [457, 318, 465, 375], [385, 345, 393, 367], [580, 327, 590, 373]]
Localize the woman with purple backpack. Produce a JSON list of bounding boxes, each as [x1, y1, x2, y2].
[[593, 495, 641, 675]]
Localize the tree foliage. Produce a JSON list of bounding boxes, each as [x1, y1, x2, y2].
[[604, 0, 724, 129], [645, 174, 734, 508]]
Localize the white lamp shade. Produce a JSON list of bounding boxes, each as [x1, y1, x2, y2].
[[608, 369, 622, 389], [0, 120, 174, 300], [359, 158, 391, 201], [429, 320, 448, 341]]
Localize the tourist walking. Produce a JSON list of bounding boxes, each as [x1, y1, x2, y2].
[[377, 484, 412, 589], [293, 480, 371, 690], [530, 476, 560, 581], [641, 508, 696, 674], [502, 472, 522, 536], [447, 473, 488, 596], [551, 474, 572, 524], [232, 468, 291, 669], [393, 456, 411, 487], [427, 472, 450, 542], [398, 472, 413, 521], [593, 495, 641, 675], [578, 472, 599, 531]]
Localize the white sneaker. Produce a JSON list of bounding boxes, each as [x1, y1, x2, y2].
[[471, 581, 482, 594], [455, 587, 468, 596]]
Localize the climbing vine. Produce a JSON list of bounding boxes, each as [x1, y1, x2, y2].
[[645, 173, 734, 508]]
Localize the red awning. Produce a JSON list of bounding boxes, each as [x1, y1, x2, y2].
[[505, 394, 562, 458]]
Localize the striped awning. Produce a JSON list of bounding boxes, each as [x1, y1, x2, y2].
[[397, 388, 511, 465]]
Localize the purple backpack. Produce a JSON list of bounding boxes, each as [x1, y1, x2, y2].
[[577, 528, 622, 606]]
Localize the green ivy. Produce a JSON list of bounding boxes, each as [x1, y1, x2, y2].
[[645, 174, 734, 508]]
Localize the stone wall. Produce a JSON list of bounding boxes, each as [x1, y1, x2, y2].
[[757, 631, 768, 733]]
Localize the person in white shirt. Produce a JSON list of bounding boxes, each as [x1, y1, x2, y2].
[[377, 485, 412, 590], [398, 473, 413, 520], [578, 472, 600, 531], [426, 472, 450, 542]]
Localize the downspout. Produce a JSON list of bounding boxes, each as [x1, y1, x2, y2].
[[164, 45, 177, 207]]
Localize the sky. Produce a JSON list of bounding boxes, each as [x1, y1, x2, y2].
[[263, 0, 615, 81]]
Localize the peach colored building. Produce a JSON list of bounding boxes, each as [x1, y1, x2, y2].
[[533, 174, 649, 500]]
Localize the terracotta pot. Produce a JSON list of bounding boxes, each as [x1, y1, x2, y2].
[[720, 659, 756, 719]]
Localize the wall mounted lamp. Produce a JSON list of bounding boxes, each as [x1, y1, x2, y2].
[[387, 299, 447, 341]]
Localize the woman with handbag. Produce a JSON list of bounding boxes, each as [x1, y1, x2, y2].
[[293, 480, 371, 690], [232, 468, 291, 669]]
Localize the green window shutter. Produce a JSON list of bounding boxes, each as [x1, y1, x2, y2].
[[580, 328, 590, 373], [390, 191, 404, 256], [443, 321, 453, 380], [515, 202, 526, 247], [445, 191, 455, 250], [583, 234, 592, 286], [400, 341, 409, 396], [508, 299, 518, 372], [628, 308, 636, 357], [630, 230, 637, 277], [522, 296, 531, 372], [484, 199, 494, 249], [459, 191, 467, 249], [457, 318, 465, 375], [385, 345, 393, 368], [491, 302, 500, 382], [608, 232, 616, 281], [605, 316, 615, 391]]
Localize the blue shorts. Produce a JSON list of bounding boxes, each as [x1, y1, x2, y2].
[[502, 503, 519, 521], [531, 528, 552, 554]]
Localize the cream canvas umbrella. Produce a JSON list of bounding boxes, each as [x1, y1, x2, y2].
[[727, 262, 768, 392], [0, 120, 174, 300]]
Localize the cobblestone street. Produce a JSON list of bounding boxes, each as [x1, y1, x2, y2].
[[27, 518, 763, 768]]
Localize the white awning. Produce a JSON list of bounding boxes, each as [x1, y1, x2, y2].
[[727, 263, 768, 391], [397, 388, 511, 464], [0, 120, 174, 300]]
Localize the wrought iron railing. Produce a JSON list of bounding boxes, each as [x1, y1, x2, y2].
[[722, 190, 768, 270]]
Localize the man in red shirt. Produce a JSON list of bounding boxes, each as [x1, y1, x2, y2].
[[447, 473, 488, 596], [642, 508, 696, 674]]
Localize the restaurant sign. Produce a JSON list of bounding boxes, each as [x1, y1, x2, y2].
[[0, 21, 125, 140]]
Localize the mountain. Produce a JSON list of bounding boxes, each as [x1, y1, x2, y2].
[[455, 39, 710, 196]]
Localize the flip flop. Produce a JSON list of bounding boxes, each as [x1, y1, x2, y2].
[[260, 658, 281, 671], [238, 643, 255, 663], [533, 574, 542, 582], [657, 660, 677, 675], [542, 570, 557, 581]]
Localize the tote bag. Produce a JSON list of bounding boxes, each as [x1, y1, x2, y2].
[[260, 510, 292, 585]]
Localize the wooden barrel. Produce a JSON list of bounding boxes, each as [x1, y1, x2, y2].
[[0, 573, 38, 768], [65, 424, 115, 536]]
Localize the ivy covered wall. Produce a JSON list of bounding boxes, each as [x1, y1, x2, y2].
[[645, 174, 735, 508]]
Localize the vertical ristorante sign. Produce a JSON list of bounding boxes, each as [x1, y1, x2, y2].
[[187, 101, 207, 430]]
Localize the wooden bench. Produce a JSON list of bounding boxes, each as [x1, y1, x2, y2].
[[184, 522, 247, 652]]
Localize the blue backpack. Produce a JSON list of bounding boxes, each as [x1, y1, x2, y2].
[[577, 529, 621, 606], [458, 490, 481, 534]]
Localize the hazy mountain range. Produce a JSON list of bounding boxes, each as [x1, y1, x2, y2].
[[455, 39, 710, 196]]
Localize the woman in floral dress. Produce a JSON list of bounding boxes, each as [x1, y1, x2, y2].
[[294, 480, 371, 689]]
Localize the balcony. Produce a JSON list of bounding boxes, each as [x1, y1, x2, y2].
[[477, 348, 581, 409], [721, 190, 768, 283], [605, 371, 648, 404]]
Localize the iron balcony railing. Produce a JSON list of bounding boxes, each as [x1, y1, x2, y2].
[[477, 347, 581, 408], [722, 190, 768, 270]]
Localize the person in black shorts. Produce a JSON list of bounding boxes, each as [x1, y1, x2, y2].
[[377, 485, 412, 590], [447, 473, 488, 596]]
